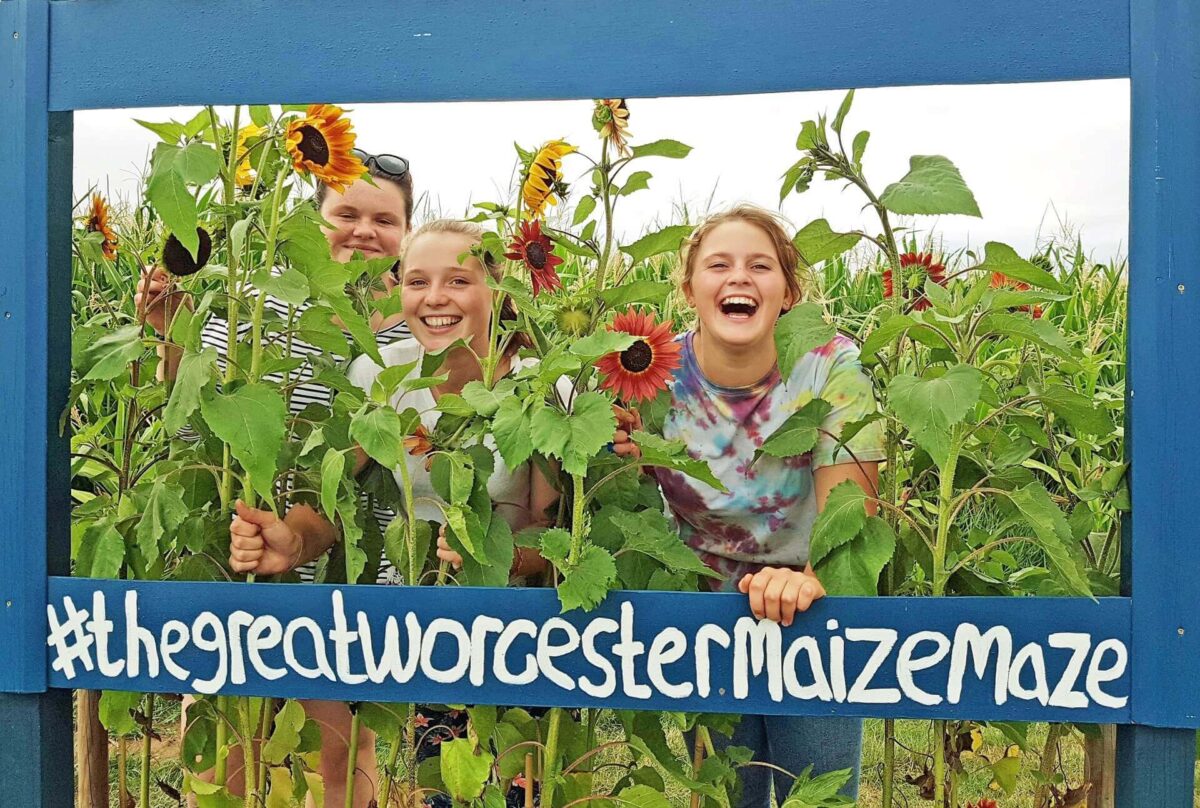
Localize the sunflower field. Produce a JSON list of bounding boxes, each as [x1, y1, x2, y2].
[[68, 95, 1148, 808]]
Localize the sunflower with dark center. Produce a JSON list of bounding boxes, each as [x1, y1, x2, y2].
[[234, 122, 265, 187], [161, 227, 213, 277], [85, 193, 118, 261], [595, 308, 682, 403], [284, 104, 365, 193], [521, 140, 574, 219], [593, 98, 632, 157], [505, 219, 563, 297], [883, 251, 946, 311]]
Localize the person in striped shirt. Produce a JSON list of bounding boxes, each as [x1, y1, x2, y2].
[[135, 152, 414, 808]]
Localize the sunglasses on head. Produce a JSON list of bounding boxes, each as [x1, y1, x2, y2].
[[352, 148, 410, 180]]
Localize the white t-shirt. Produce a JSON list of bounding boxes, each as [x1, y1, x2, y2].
[[347, 339, 569, 530]]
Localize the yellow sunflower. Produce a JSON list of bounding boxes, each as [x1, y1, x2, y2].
[[593, 99, 631, 157], [521, 139, 575, 219], [84, 193, 118, 261], [234, 122, 265, 187], [285, 104, 365, 193]]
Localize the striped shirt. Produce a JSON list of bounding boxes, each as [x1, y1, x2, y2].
[[195, 294, 410, 584]]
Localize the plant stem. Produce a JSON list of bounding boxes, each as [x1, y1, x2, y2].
[[596, 140, 615, 292], [344, 707, 362, 808], [378, 720, 404, 808], [933, 719, 946, 808], [540, 708, 564, 808], [567, 474, 586, 566], [214, 695, 230, 786], [238, 697, 259, 808], [689, 726, 706, 808], [139, 694, 154, 808], [256, 698, 272, 805], [882, 718, 895, 808]]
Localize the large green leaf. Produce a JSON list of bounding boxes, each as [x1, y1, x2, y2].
[[1037, 384, 1115, 436], [569, 330, 636, 362], [756, 399, 832, 460], [630, 139, 693, 160], [607, 510, 721, 580], [815, 516, 895, 595], [979, 242, 1067, 292], [598, 279, 672, 309], [620, 225, 693, 266], [76, 519, 125, 578], [199, 384, 287, 501], [618, 170, 653, 196], [492, 396, 535, 470], [792, 219, 862, 266], [531, 393, 615, 476], [888, 365, 982, 466], [458, 515, 514, 587], [1008, 483, 1092, 597], [98, 690, 141, 736], [135, 480, 189, 567], [156, 141, 222, 185], [775, 303, 836, 379], [781, 765, 855, 808], [627, 432, 726, 492], [831, 89, 855, 134], [978, 311, 1073, 357], [349, 406, 406, 471], [440, 738, 493, 802], [146, 168, 199, 256], [808, 480, 870, 565], [163, 347, 216, 433], [616, 784, 673, 808], [262, 700, 306, 765], [460, 379, 516, 418], [559, 544, 618, 612], [880, 155, 981, 217], [319, 448, 346, 521], [77, 325, 144, 381]]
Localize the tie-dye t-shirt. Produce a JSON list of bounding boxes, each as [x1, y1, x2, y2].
[[655, 331, 885, 590]]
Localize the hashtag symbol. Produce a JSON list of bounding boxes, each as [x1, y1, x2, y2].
[[46, 596, 95, 679]]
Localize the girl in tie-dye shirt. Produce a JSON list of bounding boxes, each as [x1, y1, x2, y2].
[[615, 205, 883, 805]]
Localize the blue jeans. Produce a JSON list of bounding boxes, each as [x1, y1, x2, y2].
[[710, 715, 863, 807]]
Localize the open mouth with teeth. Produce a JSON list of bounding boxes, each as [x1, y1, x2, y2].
[[420, 315, 464, 331], [718, 295, 759, 319]]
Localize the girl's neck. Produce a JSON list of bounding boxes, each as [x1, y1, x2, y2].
[[693, 330, 777, 388], [434, 345, 512, 397]]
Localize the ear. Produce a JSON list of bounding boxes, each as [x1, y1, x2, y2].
[[781, 287, 798, 313], [682, 280, 696, 309]]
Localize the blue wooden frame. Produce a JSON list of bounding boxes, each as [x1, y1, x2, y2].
[[1, 0, 1196, 804]]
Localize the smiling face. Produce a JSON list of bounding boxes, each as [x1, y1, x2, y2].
[[684, 219, 796, 352], [319, 177, 410, 263], [400, 231, 495, 355]]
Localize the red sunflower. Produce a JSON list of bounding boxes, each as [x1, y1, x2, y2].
[[595, 309, 682, 403], [883, 252, 946, 311], [85, 193, 118, 261], [990, 272, 1043, 318], [505, 219, 564, 297]]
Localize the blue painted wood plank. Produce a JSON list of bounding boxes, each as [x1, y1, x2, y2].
[[44, 577, 1133, 723], [47, 0, 1130, 111], [1126, 0, 1200, 730], [0, 0, 65, 695], [1115, 726, 1195, 808], [0, 692, 76, 808]]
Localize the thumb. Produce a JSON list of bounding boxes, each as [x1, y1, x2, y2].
[[235, 499, 277, 527]]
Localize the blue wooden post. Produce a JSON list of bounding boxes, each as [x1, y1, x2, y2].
[[0, 0, 73, 804], [1121, 0, 1200, 804]]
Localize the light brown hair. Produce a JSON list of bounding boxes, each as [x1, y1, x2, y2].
[[679, 204, 806, 310], [399, 219, 527, 350]]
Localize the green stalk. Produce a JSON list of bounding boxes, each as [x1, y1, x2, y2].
[[930, 426, 964, 808], [248, 166, 291, 382], [344, 707, 362, 808], [567, 474, 586, 566], [213, 695, 229, 786], [211, 105, 242, 510], [540, 707, 565, 808], [139, 694, 154, 808], [256, 699, 272, 805], [881, 718, 895, 808], [238, 697, 259, 808], [118, 736, 129, 808], [595, 140, 615, 292], [378, 721, 405, 808]]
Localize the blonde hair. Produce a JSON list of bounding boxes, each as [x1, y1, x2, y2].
[[398, 219, 526, 349], [678, 204, 806, 310]]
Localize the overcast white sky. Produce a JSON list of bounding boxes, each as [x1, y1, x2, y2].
[[74, 79, 1129, 262]]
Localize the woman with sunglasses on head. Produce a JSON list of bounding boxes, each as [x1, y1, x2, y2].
[[229, 219, 565, 807], [136, 149, 415, 808]]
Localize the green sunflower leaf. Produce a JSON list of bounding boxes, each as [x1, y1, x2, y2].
[[792, 219, 862, 266], [774, 303, 836, 379], [630, 139, 693, 160], [979, 241, 1068, 292], [880, 155, 981, 218], [756, 399, 833, 461], [620, 225, 693, 267], [199, 384, 286, 502], [809, 480, 870, 566], [559, 544, 618, 613], [815, 516, 895, 596], [888, 365, 982, 467]]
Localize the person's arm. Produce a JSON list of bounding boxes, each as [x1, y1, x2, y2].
[[133, 266, 191, 382], [737, 460, 881, 625], [229, 500, 340, 575]]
